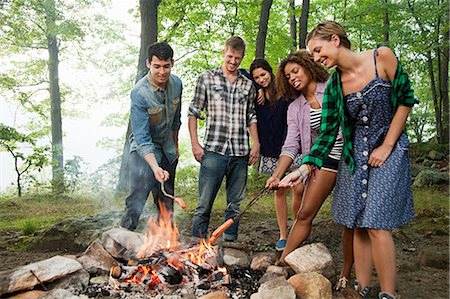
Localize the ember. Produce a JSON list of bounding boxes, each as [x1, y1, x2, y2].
[[109, 199, 230, 295]]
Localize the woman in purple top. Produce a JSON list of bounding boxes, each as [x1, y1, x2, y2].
[[267, 50, 354, 290], [250, 59, 303, 253]]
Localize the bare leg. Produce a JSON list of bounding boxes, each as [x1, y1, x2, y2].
[[335, 227, 354, 290], [368, 229, 397, 295], [291, 183, 303, 217], [280, 169, 337, 262], [354, 228, 373, 290], [340, 227, 354, 278], [274, 188, 288, 240]]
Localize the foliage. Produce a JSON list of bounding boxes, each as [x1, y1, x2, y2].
[[0, 124, 50, 196], [64, 156, 86, 193]]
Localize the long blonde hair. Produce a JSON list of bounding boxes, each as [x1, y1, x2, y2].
[[306, 20, 351, 50]]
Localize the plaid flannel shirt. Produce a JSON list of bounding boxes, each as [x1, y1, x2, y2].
[[302, 59, 416, 174], [189, 67, 257, 156]]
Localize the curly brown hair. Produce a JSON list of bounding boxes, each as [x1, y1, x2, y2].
[[276, 49, 329, 100]]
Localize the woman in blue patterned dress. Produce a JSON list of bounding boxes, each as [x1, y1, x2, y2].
[[279, 21, 416, 299]]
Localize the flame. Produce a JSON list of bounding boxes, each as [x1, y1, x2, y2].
[[181, 238, 215, 266], [136, 199, 179, 258]]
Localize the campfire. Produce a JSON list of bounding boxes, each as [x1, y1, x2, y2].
[[108, 200, 230, 295]]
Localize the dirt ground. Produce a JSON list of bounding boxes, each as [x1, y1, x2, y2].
[[0, 211, 448, 299]]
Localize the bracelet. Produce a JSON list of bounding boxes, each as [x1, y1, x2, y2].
[[297, 169, 305, 183]]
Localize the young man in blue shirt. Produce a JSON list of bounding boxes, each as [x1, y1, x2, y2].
[[120, 42, 182, 231]]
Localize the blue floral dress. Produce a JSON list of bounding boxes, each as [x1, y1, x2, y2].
[[332, 48, 414, 230]]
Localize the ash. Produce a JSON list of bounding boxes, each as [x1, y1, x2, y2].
[[77, 266, 264, 299]]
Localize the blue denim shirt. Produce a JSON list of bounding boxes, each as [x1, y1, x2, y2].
[[129, 73, 182, 164]]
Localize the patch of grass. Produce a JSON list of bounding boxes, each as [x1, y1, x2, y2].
[[0, 193, 123, 232], [19, 219, 38, 235]]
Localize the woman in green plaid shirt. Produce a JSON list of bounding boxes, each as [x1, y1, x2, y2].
[[279, 21, 416, 299]]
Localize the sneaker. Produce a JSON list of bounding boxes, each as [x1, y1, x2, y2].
[[359, 286, 372, 299], [379, 292, 397, 299], [275, 239, 287, 251]]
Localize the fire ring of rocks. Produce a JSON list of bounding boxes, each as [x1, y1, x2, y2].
[[0, 205, 347, 298]]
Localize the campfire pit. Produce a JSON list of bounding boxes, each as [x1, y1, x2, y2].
[[0, 198, 266, 299]]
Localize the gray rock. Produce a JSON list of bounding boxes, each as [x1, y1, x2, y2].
[[413, 170, 449, 187], [428, 150, 447, 160], [222, 247, 250, 267]]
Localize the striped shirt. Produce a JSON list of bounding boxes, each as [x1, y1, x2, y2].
[[310, 107, 343, 160], [188, 67, 258, 156]]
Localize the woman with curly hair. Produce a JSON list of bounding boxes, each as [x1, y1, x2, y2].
[[280, 21, 416, 299], [268, 50, 354, 290]]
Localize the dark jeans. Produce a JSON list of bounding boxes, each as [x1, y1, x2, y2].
[[120, 151, 177, 230], [192, 150, 248, 241]]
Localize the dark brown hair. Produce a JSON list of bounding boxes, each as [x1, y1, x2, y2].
[[306, 20, 351, 50], [276, 49, 329, 100], [250, 58, 278, 107]]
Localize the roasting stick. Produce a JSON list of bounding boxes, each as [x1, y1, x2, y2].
[[209, 187, 271, 244], [161, 182, 186, 209]]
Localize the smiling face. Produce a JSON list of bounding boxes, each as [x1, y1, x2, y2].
[[307, 35, 340, 68], [284, 62, 311, 92], [222, 47, 244, 74], [147, 56, 173, 88], [251, 67, 272, 88]]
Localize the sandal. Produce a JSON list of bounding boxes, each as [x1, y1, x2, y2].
[[335, 276, 349, 291]]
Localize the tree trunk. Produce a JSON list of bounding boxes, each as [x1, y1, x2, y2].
[[439, 7, 449, 144], [255, 0, 273, 59], [117, 0, 161, 194], [426, 51, 442, 142], [383, 0, 389, 43], [289, 0, 297, 50], [45, 0, 64, 192], [298, 0, 310, 49]]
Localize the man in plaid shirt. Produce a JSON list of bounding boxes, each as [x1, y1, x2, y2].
[[188, 36, 260, 241]]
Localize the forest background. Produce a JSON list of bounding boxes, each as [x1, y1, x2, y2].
[[0, 0, 448, 198]]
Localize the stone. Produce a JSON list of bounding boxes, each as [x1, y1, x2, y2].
[[428, 150, 446, 160], [7, 290, 45, 299], [199, 290, 229, 299], [265, 265, 289, 278], [222, 247, 250, 267], [284, 243, 335, 279], [77, 240, 118, 274], [36, 212, 122, 250], [0, 256, 83, 296], [89, 276, 109, 285], [250, 276, 296, 299], [413, 170, 448, 187], [287, 272, 332, 299], [47, 269, 89, 293], [37, 288, 82, 299], [259, 272, 284, 284], [101, 227, 145, 259], [250, 252, 275, 271]]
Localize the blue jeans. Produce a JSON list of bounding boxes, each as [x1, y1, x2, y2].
[[120, 151, 177, 230], [192, 150, 248, 241]]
